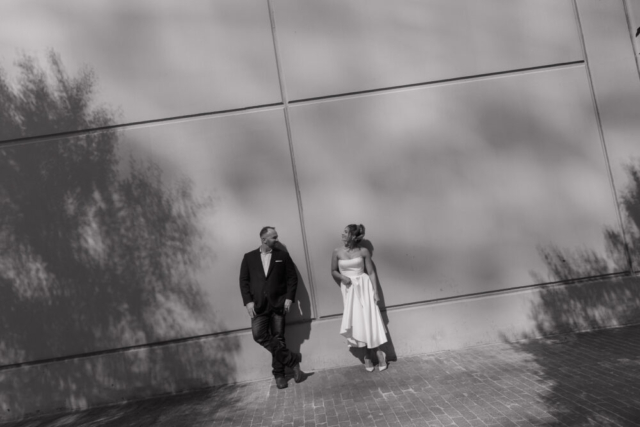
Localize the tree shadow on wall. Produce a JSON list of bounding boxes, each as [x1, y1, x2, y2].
[[502, 160, 640, 426], [525, 159, 640, 337], [0, 51, 240, 419]]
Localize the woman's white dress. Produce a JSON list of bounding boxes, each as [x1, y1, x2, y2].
[[339, 257, 388, 348]]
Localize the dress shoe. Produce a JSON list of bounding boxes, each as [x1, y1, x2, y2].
[[276, 377, 288, 389], [377, 350, 388, 371], [364, 356, 375, 372], [292, 363, 305, 383]]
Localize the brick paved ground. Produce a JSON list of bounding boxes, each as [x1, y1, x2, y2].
[[3, 325, 640, 427]]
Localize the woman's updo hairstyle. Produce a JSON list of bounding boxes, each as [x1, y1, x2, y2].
[[346, 223, 365, 244]]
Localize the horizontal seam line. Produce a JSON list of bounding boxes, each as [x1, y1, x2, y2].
[[0, 327, 252, 372], [318, 270, 632, 318], [1, 269, 630, 371], [0, 317, 320, 372], [0, 102, 284, 146], [0, 61, 584, 146], [289, 60, 586, 105]]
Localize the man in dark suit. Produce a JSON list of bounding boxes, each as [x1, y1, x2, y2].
[[239, 226, 304, 389]]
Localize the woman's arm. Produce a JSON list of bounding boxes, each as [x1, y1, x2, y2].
[[362, 248, 379, 302], [331, 248, 351, 287]]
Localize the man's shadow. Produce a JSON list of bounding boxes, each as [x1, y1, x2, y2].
[[348, 239, 398, 368], [277, 241, 314, 382]]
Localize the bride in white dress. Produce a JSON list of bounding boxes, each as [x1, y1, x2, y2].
[[331, 224, 388, 371]]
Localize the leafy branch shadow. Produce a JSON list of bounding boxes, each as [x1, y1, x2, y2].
[[503, 159, 640, 426], [0, 50, 239, 418]]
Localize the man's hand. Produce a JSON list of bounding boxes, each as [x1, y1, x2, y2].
[[246, 302, 256, 318], [284, 299, 293, 314]]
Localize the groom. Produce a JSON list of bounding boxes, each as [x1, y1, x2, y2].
[[239, 226, 304, 389]]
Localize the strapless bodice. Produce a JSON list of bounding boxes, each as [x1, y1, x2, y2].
[[338, 256, 364, 277]]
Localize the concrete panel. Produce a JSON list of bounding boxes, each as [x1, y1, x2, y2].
[[289, 66, 620, 317], [577, 0, 640, 271], [0, 0, 281, 141], [121, 110, 312, 332], [272, 0, 582, 100], [0, 108, 310, 365], [2, 275, 639, 421]]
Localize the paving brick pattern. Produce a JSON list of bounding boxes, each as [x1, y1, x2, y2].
[[3, 325, 640, 426]]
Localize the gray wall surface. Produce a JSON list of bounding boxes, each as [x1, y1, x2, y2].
[[1, 0, 639, 420]]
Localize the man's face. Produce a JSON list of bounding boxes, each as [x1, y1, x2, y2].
[[262, 228, 279, 249]]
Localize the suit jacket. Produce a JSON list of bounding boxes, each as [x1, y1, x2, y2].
[[239, 248, 298, 314]]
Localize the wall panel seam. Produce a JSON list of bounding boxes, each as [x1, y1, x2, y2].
[[267, 0, 318, 319], [572, 0, 633, 272], [1, 270, 633, 372], [319, 270, 634, 318], [288, 61, 586, 105], [0, 102, 284, 147], [0, 63, 587, 147], [622, 0, 640, 83]]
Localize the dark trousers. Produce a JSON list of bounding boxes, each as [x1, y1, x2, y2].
[[251, 307, 299, 378]]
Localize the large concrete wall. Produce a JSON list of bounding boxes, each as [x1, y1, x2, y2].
[[0, 0, 639, 420]]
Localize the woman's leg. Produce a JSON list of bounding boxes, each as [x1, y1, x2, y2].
[[375, 346, 388, 371], [364, 347, 375, 371]]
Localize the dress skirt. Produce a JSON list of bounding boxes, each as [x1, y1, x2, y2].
[[339, 264, 388, 348]]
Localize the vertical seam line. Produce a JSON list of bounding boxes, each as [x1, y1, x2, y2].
[[267, 0, 319, 318], [622, 0, 640, 274], [622, 0, 640, 85], [572, 0, 634, 272]]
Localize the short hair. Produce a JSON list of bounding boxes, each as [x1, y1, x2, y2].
[[346, 224, 365, 243], [260, 226, 276, 238]]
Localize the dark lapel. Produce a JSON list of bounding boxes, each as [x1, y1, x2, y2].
[[250, 249, 265, 277]]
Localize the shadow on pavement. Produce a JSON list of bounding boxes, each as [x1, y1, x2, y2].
[[508, 326, 640, 426], [505, 160, 640, 426], [0, 384, 248, 427]]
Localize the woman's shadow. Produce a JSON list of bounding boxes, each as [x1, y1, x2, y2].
[[348, 239, 398, 368]]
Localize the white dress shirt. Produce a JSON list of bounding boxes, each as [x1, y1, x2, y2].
[[260, 248, 272, 276]]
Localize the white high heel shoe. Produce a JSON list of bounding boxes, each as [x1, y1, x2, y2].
[[377, 350, 388, 371], [364, 356, 375, 372]]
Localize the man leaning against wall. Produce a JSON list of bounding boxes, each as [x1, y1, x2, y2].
[[239, 226, 306, 389]]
